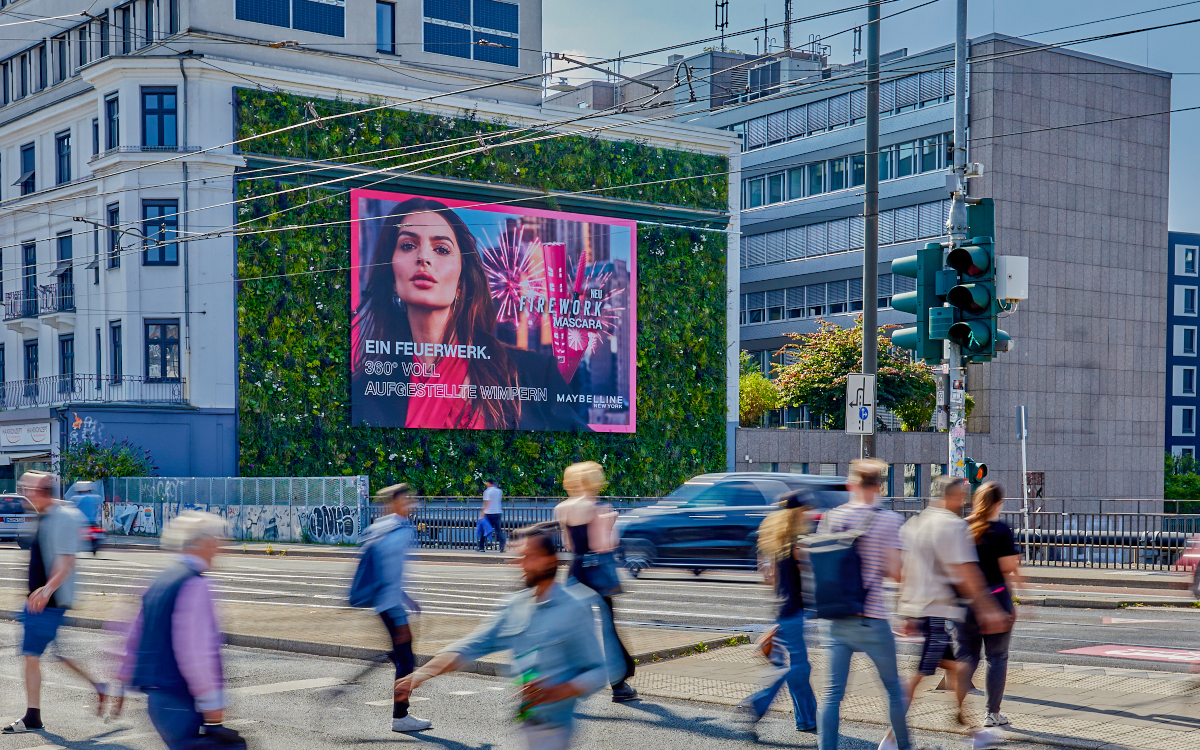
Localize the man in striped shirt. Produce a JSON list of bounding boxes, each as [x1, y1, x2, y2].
[[816, 459, 916, 750]]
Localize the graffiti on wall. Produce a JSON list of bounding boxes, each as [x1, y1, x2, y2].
[[69, 413, 105, 446], [112, 504, 159, 536], [305, 505, 360, 544]]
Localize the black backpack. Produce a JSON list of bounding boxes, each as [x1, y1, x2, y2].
[[798, 507, 880, 619]]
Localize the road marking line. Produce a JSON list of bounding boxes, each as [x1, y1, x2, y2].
[[1060, 645, 1200, 663], [230, 677, 345, 695], [365, 697, 429, 705], [1101, 617, 1179, 624], [447, 690, 478, 695]]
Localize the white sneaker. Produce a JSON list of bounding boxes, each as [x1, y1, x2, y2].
[[971, 727, 1003, 749], [984, 712, 1010, 727], [877, 734, 898, 750], [391, 715, 432, 732]]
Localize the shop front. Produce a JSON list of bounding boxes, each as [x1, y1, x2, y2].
[[0, 413, 56, 494]]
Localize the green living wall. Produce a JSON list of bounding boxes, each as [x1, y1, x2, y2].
[[234, 89, 730, 496]]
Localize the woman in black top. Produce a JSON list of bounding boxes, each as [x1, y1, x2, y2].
[[740, 490, 817, 732], [956, 482, 1022, 728]]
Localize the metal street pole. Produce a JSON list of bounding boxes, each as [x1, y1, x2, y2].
[[861, 0, 880, 459], [1018, 405, 1031, 560], [946, 0, 968, 478]]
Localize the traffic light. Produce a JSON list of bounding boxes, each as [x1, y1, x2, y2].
[[946, 199, 1009, 364], [965, 457, 988, 496], [891, 243, 944, 364]]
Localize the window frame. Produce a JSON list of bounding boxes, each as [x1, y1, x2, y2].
[[107, 203, 121, 268], [59, 334, 74, 388], [18, 142, 35, 196], [376, 1, 396, 54], [144, 318, 181, 382], [142, 199, 179, 265], [54, 130, 70, 185], [53, 35, 67, 83], [118, 3, 133, 55], [23, 339, 38, 382], [140, 86, 178, 149], [110, 321, 123, 383], [104, 92, 119, 151]]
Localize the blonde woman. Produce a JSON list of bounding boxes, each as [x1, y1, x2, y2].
[[740, 490, 817, 732], [554, 461, 638, 703]]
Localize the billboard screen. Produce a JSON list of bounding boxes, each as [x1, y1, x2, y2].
[[350, 189, 637, 433]]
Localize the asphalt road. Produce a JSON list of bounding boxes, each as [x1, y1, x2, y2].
[[0, 622, 1060, 750], [5, 547, 1200, 672]]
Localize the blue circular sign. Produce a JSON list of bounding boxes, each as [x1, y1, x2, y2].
[[859, 406, 869, 421]]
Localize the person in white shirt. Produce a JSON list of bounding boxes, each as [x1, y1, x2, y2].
[[478, 479, 505, 552]]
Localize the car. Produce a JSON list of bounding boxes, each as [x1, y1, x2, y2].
[[616, 472, 849, 576], [0, 494, 36, 548]]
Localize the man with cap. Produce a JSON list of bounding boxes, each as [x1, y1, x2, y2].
[[365, 483, 429, 732]]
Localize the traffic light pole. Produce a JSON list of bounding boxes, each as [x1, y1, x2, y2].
[[946, 0, 968, 479], [861, 0, 881, 459]]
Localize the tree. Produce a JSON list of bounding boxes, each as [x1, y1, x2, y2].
[[56, 438, 158, 485], [739, 351, 779, 427], [772, 319, 936, 430], [1166, 452, 1200, 505]]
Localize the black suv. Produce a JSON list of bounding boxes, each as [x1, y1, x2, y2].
[[616, 472, 849, 575]]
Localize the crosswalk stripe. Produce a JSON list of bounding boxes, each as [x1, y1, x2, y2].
[[230, 677, 345, 695]]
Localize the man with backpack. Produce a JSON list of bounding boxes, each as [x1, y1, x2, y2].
[[809, 459, 914, 750], [353, 483, 429, 733]]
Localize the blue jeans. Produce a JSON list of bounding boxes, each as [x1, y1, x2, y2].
[[819, 617, 910, 750], [745, 613, 817, 729], [146, 689, 203, 750]]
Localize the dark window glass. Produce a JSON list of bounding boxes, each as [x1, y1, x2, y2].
[[19, 143, 34, 195], [120, 6, 132, 54], [424, 0, 470, 24], [235, 0, 289, 27], [169, 0, 179, 33], [921, 136, 940, 172], [424, 22, 471, 58], [145, 320, 181, 381], [788, 168, 804, 200], [767, 306, 783, 321], [879, 147, 892, 181], [94, 328, 101, 387], [474, 0, 519, 32], [1187, 288, 1197, 315], [808, 161, 824, 196], [21, 243, 35, 318], [55, 36, 67, 82], [100, 13, 110, 58], [748, 309, 764, 323], [294, 0, 345, 36], [55, 132, 70, 185], [107, 204, 121, 268], [376, 1, 396, 54], [1187, 408, 1196, 435], [1187, 247, 1197, 274], [851, 154, 865, 187], [24, 340, 37, 381], [897, 141, 915, 177], [142, 200, 178, 265], [141, 87, 177, 149], [56, 233, 73, 310], [78, 27, 89, 67], [105, 94, 119, 150], [830, 157, 847, 191], [144, 0, 154, 45], [3, 62, 9, 105], [110, 322, 122, 382], [92, 118, 99, 155], [747, 178, 764, 208], [37, 44, 46, 91], [59, 336, 74, 386], [18, 53, 26, 98], [767, 173, 783, 204], [1186, 368, 1196, 395]]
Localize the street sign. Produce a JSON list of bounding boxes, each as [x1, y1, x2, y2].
[[846, 374, 876, 435]]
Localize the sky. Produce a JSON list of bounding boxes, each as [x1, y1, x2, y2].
[[544, 0, 1200, 233]]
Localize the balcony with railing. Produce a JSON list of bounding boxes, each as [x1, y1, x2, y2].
[[39, 281, 75, 330], [0, 374, 186, 411], [4, 291, 39, 335]]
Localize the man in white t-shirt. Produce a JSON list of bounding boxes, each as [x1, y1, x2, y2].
[[478, 479, 505, 552]]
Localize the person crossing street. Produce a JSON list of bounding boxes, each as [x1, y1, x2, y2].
[[478, 478, 505, 552]]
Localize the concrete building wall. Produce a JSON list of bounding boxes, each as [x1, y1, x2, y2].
[[967, 35, 1170, 499], [1165, 231, 1199, 457]]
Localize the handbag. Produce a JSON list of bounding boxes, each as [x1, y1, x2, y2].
[[579, 550, 623, 597]]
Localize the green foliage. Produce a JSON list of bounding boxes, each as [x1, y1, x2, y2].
[[56, 438, 157, 484], [738, 352, 778, 427], [1166, 452, 1200, 503], [772, 319, 936, 430], [233, 90, 730, 497]]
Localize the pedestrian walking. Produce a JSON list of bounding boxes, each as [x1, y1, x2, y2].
[[888, 474, 1007, 750], [554, 461, 638, 703], [106, 511, 245, 750], [394, 526, 606, 750], [740, 489, 817, 732], [478, 478, 505, 552], [4, 471, 93, 735], [810, 459, 916, 750], [955, 482, 1021, 729], [353, 483, 430, 733]]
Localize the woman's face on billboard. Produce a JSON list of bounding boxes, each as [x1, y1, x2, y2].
[[391, 213, 463, 311]]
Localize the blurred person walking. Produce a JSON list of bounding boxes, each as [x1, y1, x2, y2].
[[811, 459, 916, 750], [739, 490, 817, 732], [478, 478, 505, 552], [394, 527, 606, 750], [554, 461, 637, 703], [4, 471, 91, 735], [888, 475, 1007, 750], [352, 483, 429, 732], [106, 511, 245, 750], [955, 482, 1021, 729]]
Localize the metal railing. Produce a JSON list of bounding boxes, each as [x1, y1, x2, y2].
[[0, 374, 186, 410], [3, 290, 36, 321], [38, 281, 74, 314]]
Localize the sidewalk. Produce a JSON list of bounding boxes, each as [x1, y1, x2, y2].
[[630, 643, 1200, 750]]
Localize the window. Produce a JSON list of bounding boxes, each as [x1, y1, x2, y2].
[[54, 35, 67, 83], [903, 463, 919, 498], [20, 243, 35, 317], [59, 335, 74, 391], [744, 292, 764, 324], [1185, 407, 1196, 436], [878, 146, 892, 181], [767, 173, 784, 204], [18, 53, 27, 98], [145, 320, 181, 381], [1187, 246, 1199, 276], [295, 0, 346, 35], [105, 94, 119, 150], [788, 168, 804, 200], [99, 12, 111, 58], [169, 0, 180, 34], [1180, 326, 1198, 356], [17, 143, 34, 195], [92, 118, 99, 155], [377, 1, 396, 54], [56, 232, 73, 308], [1187, 287, 1198, 316], [897, 141, 915, 177], [141, 87, 177, 149], [425, 0, 519, 66], [55, 131, 70, 185], [850, 154, 865, 187], [77, 26, 89, 68], [92, 228, 100, 285], [745, 177, 764, 209], [119, 4, 132, 54], [0, 345, 5, 384], [830, 157, 847, 192], [808, 161, 824, 197], [143, 0, 154, 45], [37, 44, 46, 91], [2, 61, 8, 106], [94, 328, 102, 388], [920, 136, 940, 172], [23, 340, 38, 382], [110, 322, 122, 382], [107, 204, 121, 268], [143, 200, 179, 265], [1184, 367, 1197, 396]]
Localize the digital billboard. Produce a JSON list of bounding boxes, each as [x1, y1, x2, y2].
[[350, 189, 637, 433]]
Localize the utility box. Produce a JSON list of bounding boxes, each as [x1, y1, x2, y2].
[[996, 256, 1029, 301]]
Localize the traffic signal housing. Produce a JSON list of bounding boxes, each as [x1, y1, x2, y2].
[[965, 458, 988, 496], [891, 243, 945, 365], [946, 199, 1009, 364]]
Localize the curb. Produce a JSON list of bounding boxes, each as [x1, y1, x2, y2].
[[1023, 574, 1190, 591], [1018, 596, 1197, 609]]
